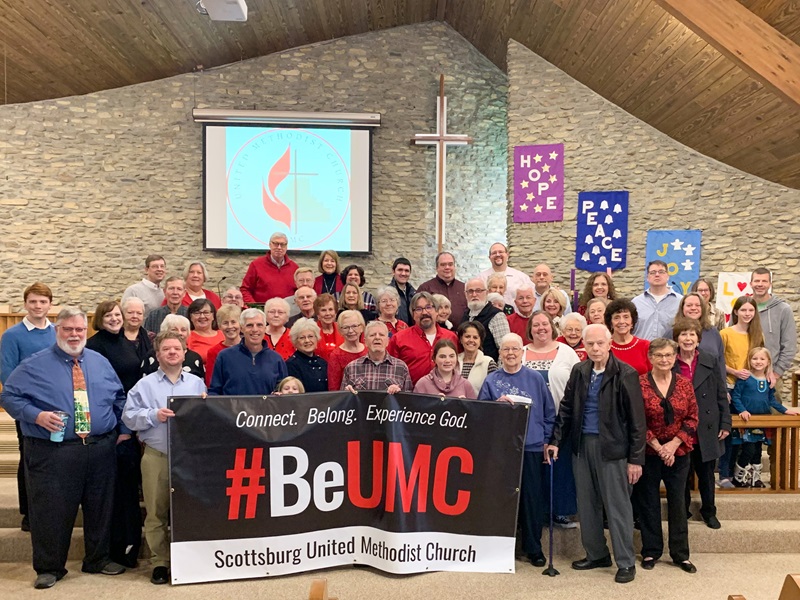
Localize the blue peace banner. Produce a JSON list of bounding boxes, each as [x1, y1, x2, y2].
[[575, 191, 629, 272], [644, 230, 702, 295]]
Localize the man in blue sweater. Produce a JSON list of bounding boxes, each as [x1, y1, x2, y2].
[[0, 282, 55, 533], [209, 307, 287, 395], [2, 307, 129, 589]]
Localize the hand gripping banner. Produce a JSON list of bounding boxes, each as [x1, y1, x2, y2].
[[168, 391, 528, 584]]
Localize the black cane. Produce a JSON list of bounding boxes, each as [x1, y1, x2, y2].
[[543, 449, 560, 576]]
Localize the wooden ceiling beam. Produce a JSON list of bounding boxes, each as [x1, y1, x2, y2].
[[654, 0, 800, 107]]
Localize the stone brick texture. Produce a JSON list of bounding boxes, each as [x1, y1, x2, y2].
[[506, 39, 800, 381], [0, 23, 507, 310]]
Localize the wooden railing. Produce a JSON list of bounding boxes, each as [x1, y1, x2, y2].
[[729, 414, 800, 493]]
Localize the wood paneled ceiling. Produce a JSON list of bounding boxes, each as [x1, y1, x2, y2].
[[1, 0, 798, 188]]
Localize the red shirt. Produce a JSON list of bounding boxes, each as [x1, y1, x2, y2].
[[187, 330, 225, 364], [556, 335, 587, 361], [205, 340, 236, 386], [241, 253, 298, 304], [180, 289, 222, 309], [327, 346, 368, 391], [317, 325, 344, 363], [313, 274, 343, 296], [610, 336, 651, 375], [507, 313, 532, 345], [639, 373, 698, 456], [265, 328, 294, 361], [387, 324, 458, 384], [383, 319, 409, 338]]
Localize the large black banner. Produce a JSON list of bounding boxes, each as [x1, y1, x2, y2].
[[169, 391, 528, 584]]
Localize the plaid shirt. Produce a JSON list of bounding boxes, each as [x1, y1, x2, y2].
[[341, 353, 413, 392]]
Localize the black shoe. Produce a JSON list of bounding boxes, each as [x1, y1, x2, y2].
[[99, 562, 126, 576], [528, 553, 547, 567], [151, 566, 169, 585], [21, 515, 30, 532], [615, 566, 636, 583], [572, 556, 612, 570], [34, 574, 57, 589], [704, 515, 721, 529], [674, 560, 697, 573], [641, 557, 657, 570]]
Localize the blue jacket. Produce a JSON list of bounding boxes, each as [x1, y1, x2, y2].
[[209, 339, 287, 396], [731, 376, 787, 416]]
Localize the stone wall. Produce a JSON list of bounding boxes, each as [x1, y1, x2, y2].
[[507, 39, 800, 381], [506, 39, 800, 305], [0, 23, 507, 310]]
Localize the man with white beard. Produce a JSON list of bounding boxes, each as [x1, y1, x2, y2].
[[1, 307, 129, 589], [463, 277, 510, 362]]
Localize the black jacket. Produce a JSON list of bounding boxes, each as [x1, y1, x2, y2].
[[550, 353, 647, 465], [463, 303, 503, 362], [672, 349, 731, 462]]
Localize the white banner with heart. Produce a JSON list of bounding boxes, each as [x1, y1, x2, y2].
[[715, 272, 753, 315]]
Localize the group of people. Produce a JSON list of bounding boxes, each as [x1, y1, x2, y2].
[[1, 232, 798, 589]]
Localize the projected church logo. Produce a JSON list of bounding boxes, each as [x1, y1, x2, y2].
[[227, 129, 351, 250]]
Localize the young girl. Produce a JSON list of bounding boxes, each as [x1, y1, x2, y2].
[[276, 376, 305, 395], [719, 296, 765, 486], [730, 347, 799, 487]]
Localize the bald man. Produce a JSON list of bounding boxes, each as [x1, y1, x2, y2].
[[531, 263, 572, 315]]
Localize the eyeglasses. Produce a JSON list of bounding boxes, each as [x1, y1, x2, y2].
[[194, 310, 213, 317], [651, 353, 676, 360], [59, 327, 87, 334], [223, 294, 243, 301], [500, 347, 522, 353], [379, 298, 397, 304], [270, 241, 288, 248], [648, 270, 667, 276], [266, 309, 286, 316], [466, 288, 486, 295], [340, 324, 362, 332], [413, 305, 435, 313]]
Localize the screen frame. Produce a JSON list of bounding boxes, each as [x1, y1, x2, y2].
[[201, 122, 375, 256]]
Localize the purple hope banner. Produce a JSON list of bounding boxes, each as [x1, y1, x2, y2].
[[513, 144, 564, 223]]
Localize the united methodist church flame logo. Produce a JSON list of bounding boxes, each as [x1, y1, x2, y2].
[[227, 129, 351, 250]]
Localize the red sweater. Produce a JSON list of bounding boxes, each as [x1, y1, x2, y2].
[[266, 328, 294, 361], [610, 336, 651, 375], [387, 325, 458, 384], [241, 253, 298, 303], [317, 325, 344, 363], [327, 346, 368, 391], [507, 313, 532, 345], [205, 340, 235, 386], [180, 289, 221, 309]]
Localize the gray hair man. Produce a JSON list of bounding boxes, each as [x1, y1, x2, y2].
[[342, 321, 412, 394], [144, 276, 188, 334], [531, 263, 572, 316], [548, 323, 646, 584], [463, 277, 510, 362], [208, 308, 287, 395], [1, 308, 129, 589]]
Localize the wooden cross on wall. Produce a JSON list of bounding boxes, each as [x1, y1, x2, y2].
[[411, 75, 473, 252]]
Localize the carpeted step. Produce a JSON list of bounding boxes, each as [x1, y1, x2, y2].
[[0, 528, 87, 562], [543, 519, 800, 559]]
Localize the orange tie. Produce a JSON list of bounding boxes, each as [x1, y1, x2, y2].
[[72, 359, 91, 439]]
